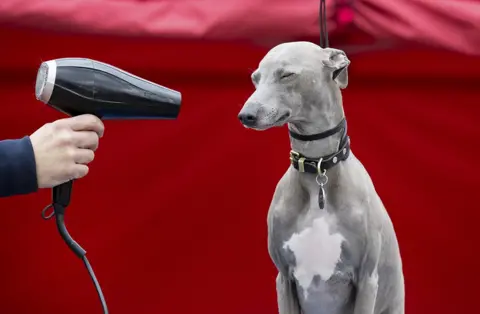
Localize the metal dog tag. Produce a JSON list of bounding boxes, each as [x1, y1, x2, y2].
[[316, 159, 329, 210], [318, 186, 326, 209]]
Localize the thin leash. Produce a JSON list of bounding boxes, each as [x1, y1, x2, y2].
[[319, 0, 329, 48]]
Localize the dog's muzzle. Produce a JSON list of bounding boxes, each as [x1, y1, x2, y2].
[[238, 112, 258, 127]]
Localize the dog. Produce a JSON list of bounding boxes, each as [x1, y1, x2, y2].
[[238, 41, 405, 314]]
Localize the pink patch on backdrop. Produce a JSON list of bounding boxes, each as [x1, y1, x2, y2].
[[337, 7, 354, 26]]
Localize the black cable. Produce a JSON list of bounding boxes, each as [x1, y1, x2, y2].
[[43, 181, 109, 313], [83, 255, 109, 314], [54, 212, 86, 258], [53, 209, 109, 314]]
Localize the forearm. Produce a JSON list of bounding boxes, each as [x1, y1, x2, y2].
[[276, 273, 302, 314], [0, 136, 38, 197], [354, 232, 382, 314], [353, 270, 379, 314]]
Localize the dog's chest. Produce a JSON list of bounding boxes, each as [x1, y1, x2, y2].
[[274, 212, 348, 294]]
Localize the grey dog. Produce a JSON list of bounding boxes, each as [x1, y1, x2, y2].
[[238, 41, 404, 314]]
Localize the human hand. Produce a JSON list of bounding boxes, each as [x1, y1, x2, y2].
[[29, 114, 105, 188]]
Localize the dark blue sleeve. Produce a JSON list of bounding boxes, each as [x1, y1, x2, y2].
[[0, 136, 38, 197]]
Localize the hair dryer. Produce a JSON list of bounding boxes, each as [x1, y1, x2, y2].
[[34, 58, 182, 314]]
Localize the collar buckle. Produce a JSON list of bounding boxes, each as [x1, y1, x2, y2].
[[290, 150, 306, 172]]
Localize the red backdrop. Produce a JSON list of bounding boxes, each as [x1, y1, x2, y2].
[[0, 25, 479, 314]]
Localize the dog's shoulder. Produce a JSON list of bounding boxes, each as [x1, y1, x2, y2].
[[268, 167, 302, 214]]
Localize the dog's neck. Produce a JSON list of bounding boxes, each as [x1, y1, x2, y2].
[[288, 91, 345, 158]]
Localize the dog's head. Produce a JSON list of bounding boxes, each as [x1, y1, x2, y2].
[[238, 41, 350, 130]]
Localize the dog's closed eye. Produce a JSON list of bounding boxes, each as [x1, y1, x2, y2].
[[279, 72, 297, 80]]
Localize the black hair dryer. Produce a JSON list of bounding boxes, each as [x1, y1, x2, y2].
[[35, 58, 182, 314]]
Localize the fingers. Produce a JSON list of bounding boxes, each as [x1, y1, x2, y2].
[[58, 114, 105, 137], [62, 147, 94, 182], [73, 149, 95, 165], [31, 115, 105, 188], [72, 131, 100, 151], [72, 164, 89, 180], [53, 115, 102, 150]]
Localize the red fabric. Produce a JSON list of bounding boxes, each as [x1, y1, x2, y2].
[[0, 0, 342, 41], [0, 26, 479, 314], [355, 0, 480, 55], [1, 0, 479, 54]]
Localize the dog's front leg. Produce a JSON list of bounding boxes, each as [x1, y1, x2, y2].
[[276, 272, 302, 314], [353, 232, 382, 314]]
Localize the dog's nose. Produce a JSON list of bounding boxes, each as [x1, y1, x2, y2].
[[238, 113, 257, 126]]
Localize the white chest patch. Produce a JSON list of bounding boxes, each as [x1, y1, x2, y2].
[[283, 217, 345, 296]]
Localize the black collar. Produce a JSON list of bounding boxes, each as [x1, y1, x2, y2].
[[289, 118, 346, 141], [289, 118, 351, 174]]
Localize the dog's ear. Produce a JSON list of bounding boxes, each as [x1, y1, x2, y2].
[[322, 48, 350, 89]]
